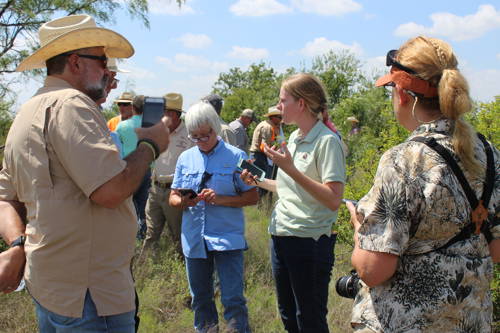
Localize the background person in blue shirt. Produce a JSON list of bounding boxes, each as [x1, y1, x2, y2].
[[116, 95, 151, 239], [169, 101, 259, 333]]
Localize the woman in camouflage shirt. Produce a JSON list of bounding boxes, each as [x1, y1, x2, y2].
[[346, 36, 500, 332]]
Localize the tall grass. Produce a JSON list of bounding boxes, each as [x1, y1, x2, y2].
[[0, 205, 355, 332]]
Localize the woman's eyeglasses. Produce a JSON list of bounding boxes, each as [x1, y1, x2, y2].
[[188, 129, 213, 143], [386, 50, 417, 75]]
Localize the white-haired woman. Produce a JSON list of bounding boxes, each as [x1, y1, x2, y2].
[[347, 36, 499, 332], [169, 101, 259, 333]]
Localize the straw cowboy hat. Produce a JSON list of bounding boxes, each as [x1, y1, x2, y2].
[[16, 14, 134, 72], [264, 106, 281, 117], [114, 92, 134, 104], [107, 58, 130, 73], [164, 93, 183, 112]]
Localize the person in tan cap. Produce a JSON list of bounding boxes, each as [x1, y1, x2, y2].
[[141, 92, 194, 256], [0, 14, 170, 332], [229, 108, 257, 153], [107, 91, 134, 132]]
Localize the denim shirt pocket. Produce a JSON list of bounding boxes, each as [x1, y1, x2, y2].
[[211, 166, 237, 196], [180, 169, 202, 191]]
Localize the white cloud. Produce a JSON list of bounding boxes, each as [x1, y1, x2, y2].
[[394, 4, 500, 41], [497, 53, 500, 61], [230, 0, 292, 16], [298, 37, 363, 57], [462, 66, 500, 102], [177, 33, 212, 49], [148, 0, 195, 15], [227, 46, 270, 61], [156, 54, 229, 73], [291, 0, 362, 16]]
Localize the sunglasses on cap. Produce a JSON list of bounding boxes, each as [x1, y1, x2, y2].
[[386, 50, 417, 75]]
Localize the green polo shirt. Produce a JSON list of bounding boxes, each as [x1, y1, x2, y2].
[[269, 121, 346, 239]]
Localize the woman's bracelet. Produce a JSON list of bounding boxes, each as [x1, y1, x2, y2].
[[137, 139, 160, 160]]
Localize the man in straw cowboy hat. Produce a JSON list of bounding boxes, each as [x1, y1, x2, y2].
[[108, 91, 135, 132], [141, 92, 194, 256], [0, 14, 171, 332], [249, 106, 283, 197]]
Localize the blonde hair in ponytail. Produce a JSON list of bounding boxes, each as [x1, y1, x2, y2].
[[398, 36, 481, 176]]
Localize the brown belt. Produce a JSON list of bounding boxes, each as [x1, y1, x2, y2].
[[153, 180, 172, 189]]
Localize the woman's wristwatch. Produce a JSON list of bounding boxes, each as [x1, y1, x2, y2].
[[9, 235, 25, 248]]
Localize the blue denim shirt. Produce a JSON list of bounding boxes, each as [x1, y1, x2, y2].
[[172, 139, 254, 258]]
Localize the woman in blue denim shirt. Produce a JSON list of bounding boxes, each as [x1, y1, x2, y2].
[[169, 101, 259, 333]]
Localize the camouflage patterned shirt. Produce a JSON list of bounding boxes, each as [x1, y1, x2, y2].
[[351, 118, 499, 332]]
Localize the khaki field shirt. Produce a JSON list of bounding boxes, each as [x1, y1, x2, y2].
[[249, 119, 276, 153], [152, 121, 194, 183], [0, 77, 137, 317]]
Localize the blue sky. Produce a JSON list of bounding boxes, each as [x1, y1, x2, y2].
[[15, 0, 500, 110]]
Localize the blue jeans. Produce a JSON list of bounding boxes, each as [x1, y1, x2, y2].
[[185, 250, 250, 333], [34, 290, 136, 333], [270, 234, 336, 333]]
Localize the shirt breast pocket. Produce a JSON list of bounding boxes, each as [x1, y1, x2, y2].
[[294, 152, 314, 173], [212, 169, 237, 196], [180, 170, 201, 191]]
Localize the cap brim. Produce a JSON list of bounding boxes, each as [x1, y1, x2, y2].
[[114, 100, 133, 104], [375, 73, 393, 87], [16, 27, 134, 71]]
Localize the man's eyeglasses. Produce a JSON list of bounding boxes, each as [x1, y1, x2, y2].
[[117, 102, 131, 107], [64, 53, 108, 68], [386, 50, 417, 75], [188, 129, 213, 143]]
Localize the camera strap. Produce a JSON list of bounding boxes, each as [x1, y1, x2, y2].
[[410, 133, 495, 249]]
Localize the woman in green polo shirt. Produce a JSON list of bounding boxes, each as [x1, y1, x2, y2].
[[242, 73, 346, 332]]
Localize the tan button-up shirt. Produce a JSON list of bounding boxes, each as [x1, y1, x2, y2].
[[0, 77, 137, 317], [152, 121, 194, 183], [249, 119, 276, 153]]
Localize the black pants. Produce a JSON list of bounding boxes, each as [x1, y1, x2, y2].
[[270, 234, 336, 333]]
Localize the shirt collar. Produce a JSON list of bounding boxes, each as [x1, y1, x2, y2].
[[411, 118, 453, 137], [44, 76, 74, 89], [198, 138, 223, 156], [294, 120, 323, 144]]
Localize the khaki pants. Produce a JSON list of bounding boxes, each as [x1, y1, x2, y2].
[[142, 184, 183, 255]]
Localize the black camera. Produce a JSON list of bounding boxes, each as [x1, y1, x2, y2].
[[335, 270, 360, 299]]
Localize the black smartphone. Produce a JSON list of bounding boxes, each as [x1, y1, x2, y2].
[[178, 188, 197, 199], [342, 198, 358, 205], [237, 158, 266, 182], [141, 97, 165, 128]]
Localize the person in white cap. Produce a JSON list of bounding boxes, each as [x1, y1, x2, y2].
[[0, 14, 170, 332], [96, 58, 130, 106], [229, 108, 257, 153]]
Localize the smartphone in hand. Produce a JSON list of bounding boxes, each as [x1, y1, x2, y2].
[[341, 198, 358, 206], [141, 97, 165, 128], [178, 188, 198, 199], [237, 158, 266, 182]]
